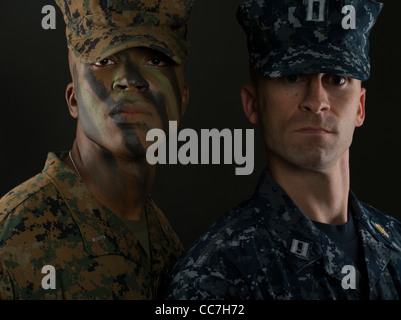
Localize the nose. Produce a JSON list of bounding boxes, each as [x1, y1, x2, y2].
[[299, 76, 330, 114], [112, 64, 149, 93]]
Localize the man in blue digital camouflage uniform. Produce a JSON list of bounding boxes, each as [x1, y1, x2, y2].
[[165, 0, 401, 300]]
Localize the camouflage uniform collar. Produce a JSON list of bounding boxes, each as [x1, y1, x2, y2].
[[41, 152, 158, 262]]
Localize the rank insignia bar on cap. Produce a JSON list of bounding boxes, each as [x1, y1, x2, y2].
[[237, 0, 383, 80]]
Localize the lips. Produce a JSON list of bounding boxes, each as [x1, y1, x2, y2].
[[295, 127, 332, 134], [109, 101, 152, 118]]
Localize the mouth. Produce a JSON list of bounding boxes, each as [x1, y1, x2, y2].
[[295, 127, 333, 134], [109, 101, 152, 120]]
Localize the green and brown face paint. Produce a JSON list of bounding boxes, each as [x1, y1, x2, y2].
[[73, 47, 185, 160]]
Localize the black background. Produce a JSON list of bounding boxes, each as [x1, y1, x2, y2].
[[0, 0, 400, 249]]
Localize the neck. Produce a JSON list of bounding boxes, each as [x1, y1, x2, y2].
[[268, 151, 350, 225], [66, 137, 155, 221]]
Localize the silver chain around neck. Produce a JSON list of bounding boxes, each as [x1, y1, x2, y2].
[[69, 150, 81, 178]]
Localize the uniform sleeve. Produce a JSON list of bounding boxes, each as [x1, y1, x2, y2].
[[165, 261, 229, 300], [0, 259, 16, 299]]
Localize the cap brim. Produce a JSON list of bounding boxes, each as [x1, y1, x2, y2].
[[253, 44, 370, 81], [68, 26, 188, 65]]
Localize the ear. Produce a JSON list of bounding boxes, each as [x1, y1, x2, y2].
[[241, 84, 259, 124], [66, 82, 78, 119], [355, 87, 366, 127], [180, 83, 190, 116]]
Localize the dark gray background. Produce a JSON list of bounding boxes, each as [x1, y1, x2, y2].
[[0, 0, 399, 249]]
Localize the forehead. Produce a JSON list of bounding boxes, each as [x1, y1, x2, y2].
[[253, 70, 361, 84], [68, 47, 182, 80], [108, 46, 177, 61], [69, 46, 174, 64]]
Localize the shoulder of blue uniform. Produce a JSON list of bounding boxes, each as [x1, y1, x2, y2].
[[357, 199, 401, 251], [165, 195, 266, 299], [171, 194, 265, 268], [0, 173, 52, 224]]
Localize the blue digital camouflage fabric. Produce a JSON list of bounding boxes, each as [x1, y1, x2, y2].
[[165, 169, 401, 300], [55, 0, 194, 64], [0, 152, 184, 299], [237, 0, 383, 80]]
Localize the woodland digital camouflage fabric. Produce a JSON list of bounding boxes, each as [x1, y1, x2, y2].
[[54, 0, 194, 64], [165, 169, 401, 300], [0, 152, 184, 299], [237, 0, 383, 80]]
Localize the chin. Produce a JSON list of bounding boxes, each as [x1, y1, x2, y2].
[[294, 154, 336, 172], [284, 146, 334, 170]]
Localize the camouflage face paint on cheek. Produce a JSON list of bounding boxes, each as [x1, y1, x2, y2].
[[159, 67, 183, 116], [167, 69, 183, 116], [73, 65, 106, 140], [82, 64, 116, 112], [143, 90, 169, 134], [82, 62, 147, 158], [119, 54, 170, 133], [145, 66, 182, 132]]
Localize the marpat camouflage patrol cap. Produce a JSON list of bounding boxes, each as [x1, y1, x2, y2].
[[237, 0, 383, 80], [55, 0, 194, 64]]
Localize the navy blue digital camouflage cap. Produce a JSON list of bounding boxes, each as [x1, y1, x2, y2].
[[237, 0, 383, 80]]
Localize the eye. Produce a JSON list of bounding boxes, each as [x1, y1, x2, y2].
[[329, 75, 347, 86], [286, 75, 299, 83], [145, 51, 176, 67], [285, 75, 307, 83], [147, 57, 167, 67], [93, 58, 116, 67]]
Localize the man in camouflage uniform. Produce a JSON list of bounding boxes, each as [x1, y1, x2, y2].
[[166, 0, 401, 299], [0, 0, 193, 299]]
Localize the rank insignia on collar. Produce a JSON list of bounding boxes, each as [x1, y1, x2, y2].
[[373, 222, 390, 239], [92, 234, 106, 242], [368, 218, 401, 252], [289, 238, 311, 260]]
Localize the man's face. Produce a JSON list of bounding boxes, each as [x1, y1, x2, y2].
[[242, 73, 366, 172], [67, 47, 188, 159]]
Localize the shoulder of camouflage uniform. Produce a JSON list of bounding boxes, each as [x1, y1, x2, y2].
[[146, 198, 184, 252], [148, 199, 175, 232], [0, 173, 51, 224], [0, 258, 16, 299]]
